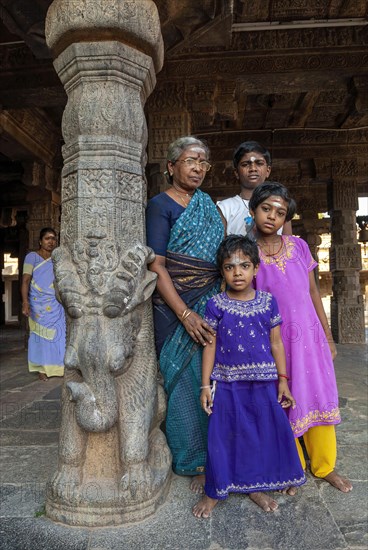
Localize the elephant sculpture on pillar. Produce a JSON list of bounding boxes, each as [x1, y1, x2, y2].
[[46, 235, 171, 525]]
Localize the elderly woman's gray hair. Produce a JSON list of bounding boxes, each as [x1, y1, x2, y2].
[[165, 136, 210, 184], [166, 136, 210, 163]]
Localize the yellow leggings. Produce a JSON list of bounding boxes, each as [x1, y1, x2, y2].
[[295, 425, 337, 478]]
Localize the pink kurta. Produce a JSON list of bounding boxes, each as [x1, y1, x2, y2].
[[255, 236, 341, 437]]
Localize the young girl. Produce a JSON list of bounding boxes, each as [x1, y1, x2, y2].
[[192, 236, 306, 518], [249, 181, 352, 493]]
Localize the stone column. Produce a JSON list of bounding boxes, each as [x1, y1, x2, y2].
[[24, 162, 61, 250], [44, 0, 171, 526], [329, 160, 365, 343], [297, 211, 322, 260]]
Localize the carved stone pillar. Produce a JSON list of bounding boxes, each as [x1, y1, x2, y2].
[[329, 161, 365, 343], [297, 212, 322, 259], [44, 0, 171, 526], [27, 192, 61, 251], [24, 162, 61, 250], [146, 82, 190, 193]]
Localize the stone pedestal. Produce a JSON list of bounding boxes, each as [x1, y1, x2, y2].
[[329, 167, 365, 344], [44, 0, 171, 526]]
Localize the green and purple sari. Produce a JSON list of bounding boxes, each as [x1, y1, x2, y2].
[[151, 190, 224, 475]]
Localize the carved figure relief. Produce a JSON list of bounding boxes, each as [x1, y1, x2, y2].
[[48, 239, 171, 520]]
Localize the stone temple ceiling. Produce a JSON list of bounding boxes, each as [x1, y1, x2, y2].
[[155, 0, 368, 133], [0, 0, 367, 204]]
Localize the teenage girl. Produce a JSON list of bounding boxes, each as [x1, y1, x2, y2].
[[192, 235, 306, 518], [249, 182, 352, 493]]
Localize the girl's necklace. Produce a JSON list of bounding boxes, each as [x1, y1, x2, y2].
[[259, 238, 283, 257]]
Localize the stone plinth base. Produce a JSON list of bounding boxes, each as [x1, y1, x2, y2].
[[46, 474, 171, 526]]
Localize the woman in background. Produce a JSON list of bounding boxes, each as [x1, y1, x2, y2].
[[21, 227, 65, 381]]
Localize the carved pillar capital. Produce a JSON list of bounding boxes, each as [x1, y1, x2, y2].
[[45, 0, 163, 72]]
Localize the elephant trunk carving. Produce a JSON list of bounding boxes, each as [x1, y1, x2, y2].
[[66, 380, 118, 433], [63, 304, 140, 433]]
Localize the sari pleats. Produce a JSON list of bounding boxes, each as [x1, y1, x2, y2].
[[156, 190, 224, 474]]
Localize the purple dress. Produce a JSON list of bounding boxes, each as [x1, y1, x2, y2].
[[255, 236, 341, 437], [203, 291, 306, 500]]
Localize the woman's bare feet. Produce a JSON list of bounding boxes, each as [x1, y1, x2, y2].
[[249, 492, 278, 512], [192, 495, 218, 518], [322, 471, 353, 492], [38, 373, 48, 381], [190, 474, 205, 494]]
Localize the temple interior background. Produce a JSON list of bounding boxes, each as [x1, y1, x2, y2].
[[0, 0, 367, 342]]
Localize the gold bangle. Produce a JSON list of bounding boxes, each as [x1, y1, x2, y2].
[[180, 308, 192, 322], [180, 307, 192, 322], [179, 308, 189, 321]]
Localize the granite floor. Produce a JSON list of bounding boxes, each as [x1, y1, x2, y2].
[[0, 325, 367, 550]]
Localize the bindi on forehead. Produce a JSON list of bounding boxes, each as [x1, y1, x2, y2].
[[227, 253, 251, 265], [265, 196, 287, 209], [184, 146, 207, 158], [242, 153, 265, 161]]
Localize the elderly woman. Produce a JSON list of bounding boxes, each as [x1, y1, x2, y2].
[[146, 136, 224, 492]]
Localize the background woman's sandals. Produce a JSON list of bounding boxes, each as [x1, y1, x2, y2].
[[38, 373, 49, 381]]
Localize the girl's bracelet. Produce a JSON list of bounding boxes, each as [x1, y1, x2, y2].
[[278, 374, 289, 380], [200, 385, 211, 389]]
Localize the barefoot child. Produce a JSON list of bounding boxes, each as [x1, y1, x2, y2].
[[249, 182, 352, 493], [193, 236, 306, 518]]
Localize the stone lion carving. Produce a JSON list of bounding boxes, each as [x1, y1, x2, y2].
[[46, 235, 171, 524]]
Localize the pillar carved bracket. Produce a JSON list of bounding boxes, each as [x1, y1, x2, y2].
[[44, 0, 171, 527]]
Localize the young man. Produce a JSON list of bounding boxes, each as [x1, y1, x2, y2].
[[217, 141, 291, 236]]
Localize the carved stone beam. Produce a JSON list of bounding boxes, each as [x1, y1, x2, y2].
[[0, 108, 60, 167], [44, 0, 171, 527]]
